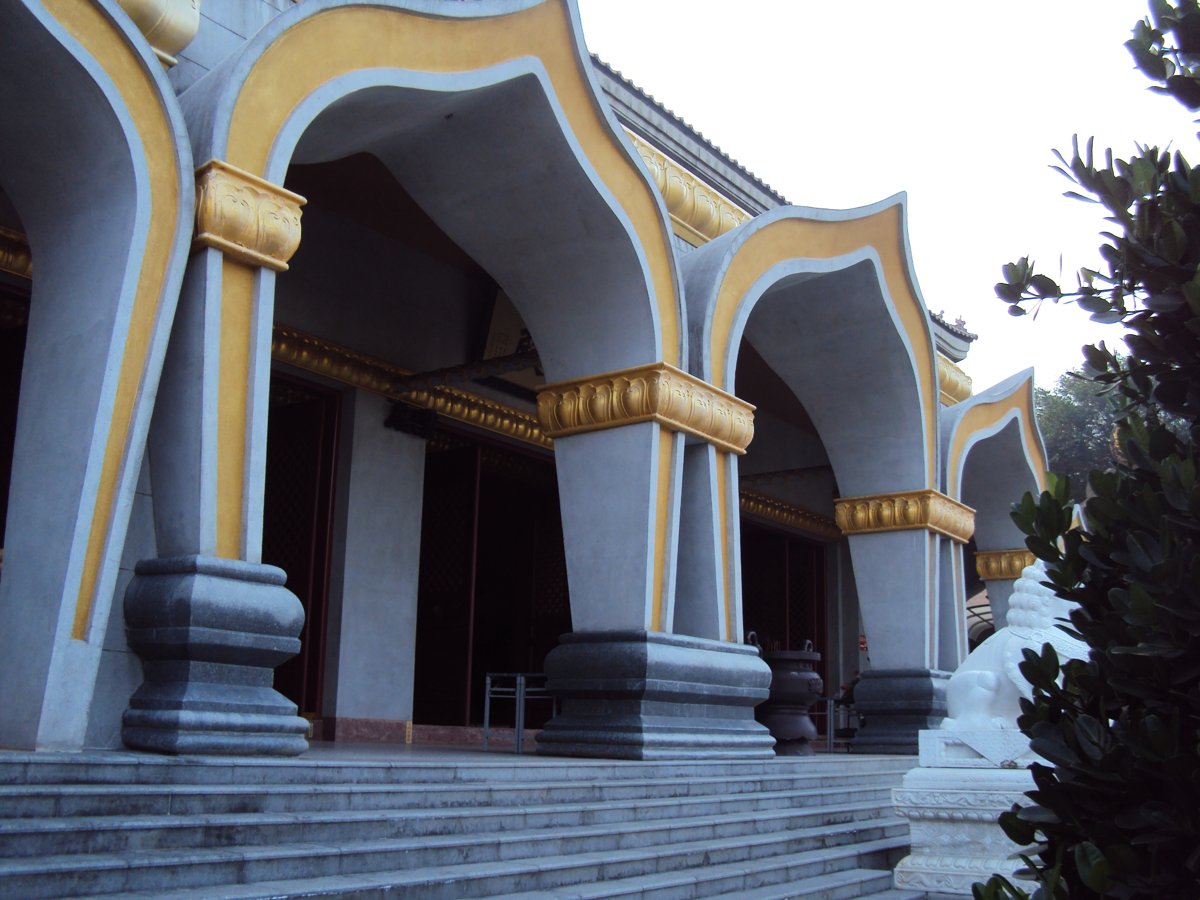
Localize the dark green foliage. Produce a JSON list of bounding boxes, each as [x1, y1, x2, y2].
[[973, 3, 1200, 898], [1034, 371, 1120, 504]]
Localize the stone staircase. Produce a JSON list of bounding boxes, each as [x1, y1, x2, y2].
[[0, 748, 921, 899]]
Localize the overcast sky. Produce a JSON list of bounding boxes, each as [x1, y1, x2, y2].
[[575, 1, 1196, 392]]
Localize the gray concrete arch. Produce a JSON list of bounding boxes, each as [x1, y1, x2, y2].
[[0, 0, 194, 750]]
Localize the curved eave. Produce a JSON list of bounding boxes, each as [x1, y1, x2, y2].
[[940, 368, 1048, 500]]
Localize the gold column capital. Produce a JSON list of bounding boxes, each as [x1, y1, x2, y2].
[[537, 362, 755, 454], [193, 159, 305, 272], [937, 354, 973, 405], [975, 548, 1036, 581], [834, 488, 975, 543], [115, 0, 201, 68], [0, 226, 31, 280]]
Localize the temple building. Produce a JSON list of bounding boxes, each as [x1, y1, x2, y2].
[[0, 0, 1048, 760]]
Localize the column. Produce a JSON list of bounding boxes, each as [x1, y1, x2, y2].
[[534, 363, 772, 759], [122, 160, 310, 755], [834, 489, 974, 753], [974, 549, 1037, 630]]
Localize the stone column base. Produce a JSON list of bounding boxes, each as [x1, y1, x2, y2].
[[852, 668, 950, 754], [536, 631, 774, 760], [122, 555, 309, 756], [893, 759, 1034, 894]]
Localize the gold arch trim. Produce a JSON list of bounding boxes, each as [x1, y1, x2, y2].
[[834, 489, 974, 544], [975, 548, 1036, 581], [537, 363, 755, 455], [214, 0, 679, 557], [42, 1, 182, 640], [946, 378, 1046, 499], [708, 206, 937, 481]]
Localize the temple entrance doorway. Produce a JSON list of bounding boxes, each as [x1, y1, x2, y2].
[[261, 373, 342, 728], [413, 431, 569, 731], [0, 280, 28, 568], [739, 521, 828, 685]]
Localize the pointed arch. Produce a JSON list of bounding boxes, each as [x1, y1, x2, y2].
[[0, 0, 193, 747]]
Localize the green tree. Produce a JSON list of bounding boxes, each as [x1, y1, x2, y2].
[[974, 2, 1200, 898], [1034, 371, 1119, 504]]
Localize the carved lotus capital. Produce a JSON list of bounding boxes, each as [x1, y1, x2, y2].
[[193, 160, 305, 272], [834, 489, 974, 543], [975, 548, 1036, 581], [537, 363, 755, 454]]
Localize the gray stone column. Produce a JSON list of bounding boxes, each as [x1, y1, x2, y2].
[[534, 364, 772, 758], [835, 490, 974, 753], [975, 549, 1036, 633], [122, 161, 309, 755]]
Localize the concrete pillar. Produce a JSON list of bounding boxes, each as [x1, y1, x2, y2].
[[975, 549, 1036, 632], [534, 364, 772, 759], [122, 161, 309, 755], [834, 490, 975, 753], [323, 391, 425, 741]]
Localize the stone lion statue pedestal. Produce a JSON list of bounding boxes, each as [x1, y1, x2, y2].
[[891, 562, 1087, 895]]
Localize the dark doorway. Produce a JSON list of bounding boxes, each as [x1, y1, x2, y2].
[[412, 433, 569, 728], [0, 286, 29, 554], [261, 373, 342, 724], [740, 519, 828, 682]]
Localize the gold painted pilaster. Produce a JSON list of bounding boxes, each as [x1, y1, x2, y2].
[[626, 131, 751, 245], [193, 159, 305, 272], [740, 490, 842, 542], [0, 226, 31, 280], [115, 0, 201, 67], [537, 363, 755, 454], [834, 489, 974, 543], [975, 548, 1036, 581], [937, 354, 973, 405]]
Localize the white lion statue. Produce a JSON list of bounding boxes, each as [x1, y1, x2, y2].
[[942, 560, 1089, 730]]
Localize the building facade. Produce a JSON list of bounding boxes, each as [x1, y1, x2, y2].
[[0, 0, 1046, 758]]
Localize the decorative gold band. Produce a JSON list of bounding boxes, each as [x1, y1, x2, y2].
[[193, 159, 305, 272], [975, 548, 1036, 581], [0, 226, 32, 280], [537, 362, 755, 454], [937, 354, 973, 406], [626, 131, 751, 245], [740, 490, 841, 542], [834, 489, 975, 543], [271, 325, 551, 449]]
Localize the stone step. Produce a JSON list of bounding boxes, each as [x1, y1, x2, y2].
[[0, 817, 909, 898], [0, 751, 914, 788], [0, 770, 903, 819], [79, 836, 907, 899], [497, 865, 897, 899], [0, 792, 896, 857]]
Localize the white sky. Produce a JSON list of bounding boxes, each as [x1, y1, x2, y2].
[[575, 0, 1197, 392]]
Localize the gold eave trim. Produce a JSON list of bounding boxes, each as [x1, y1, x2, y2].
[[625, 130, 752, 246], [975, 548, 1036, 581], [739, 490, 841, 542], [271, 325, 551, 449], [937, 353, 973, 406], [0, 226, 32, 280], [835, 488, 975, 543], [537, 362, 755, 454], [193, 159, 305, 272]]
